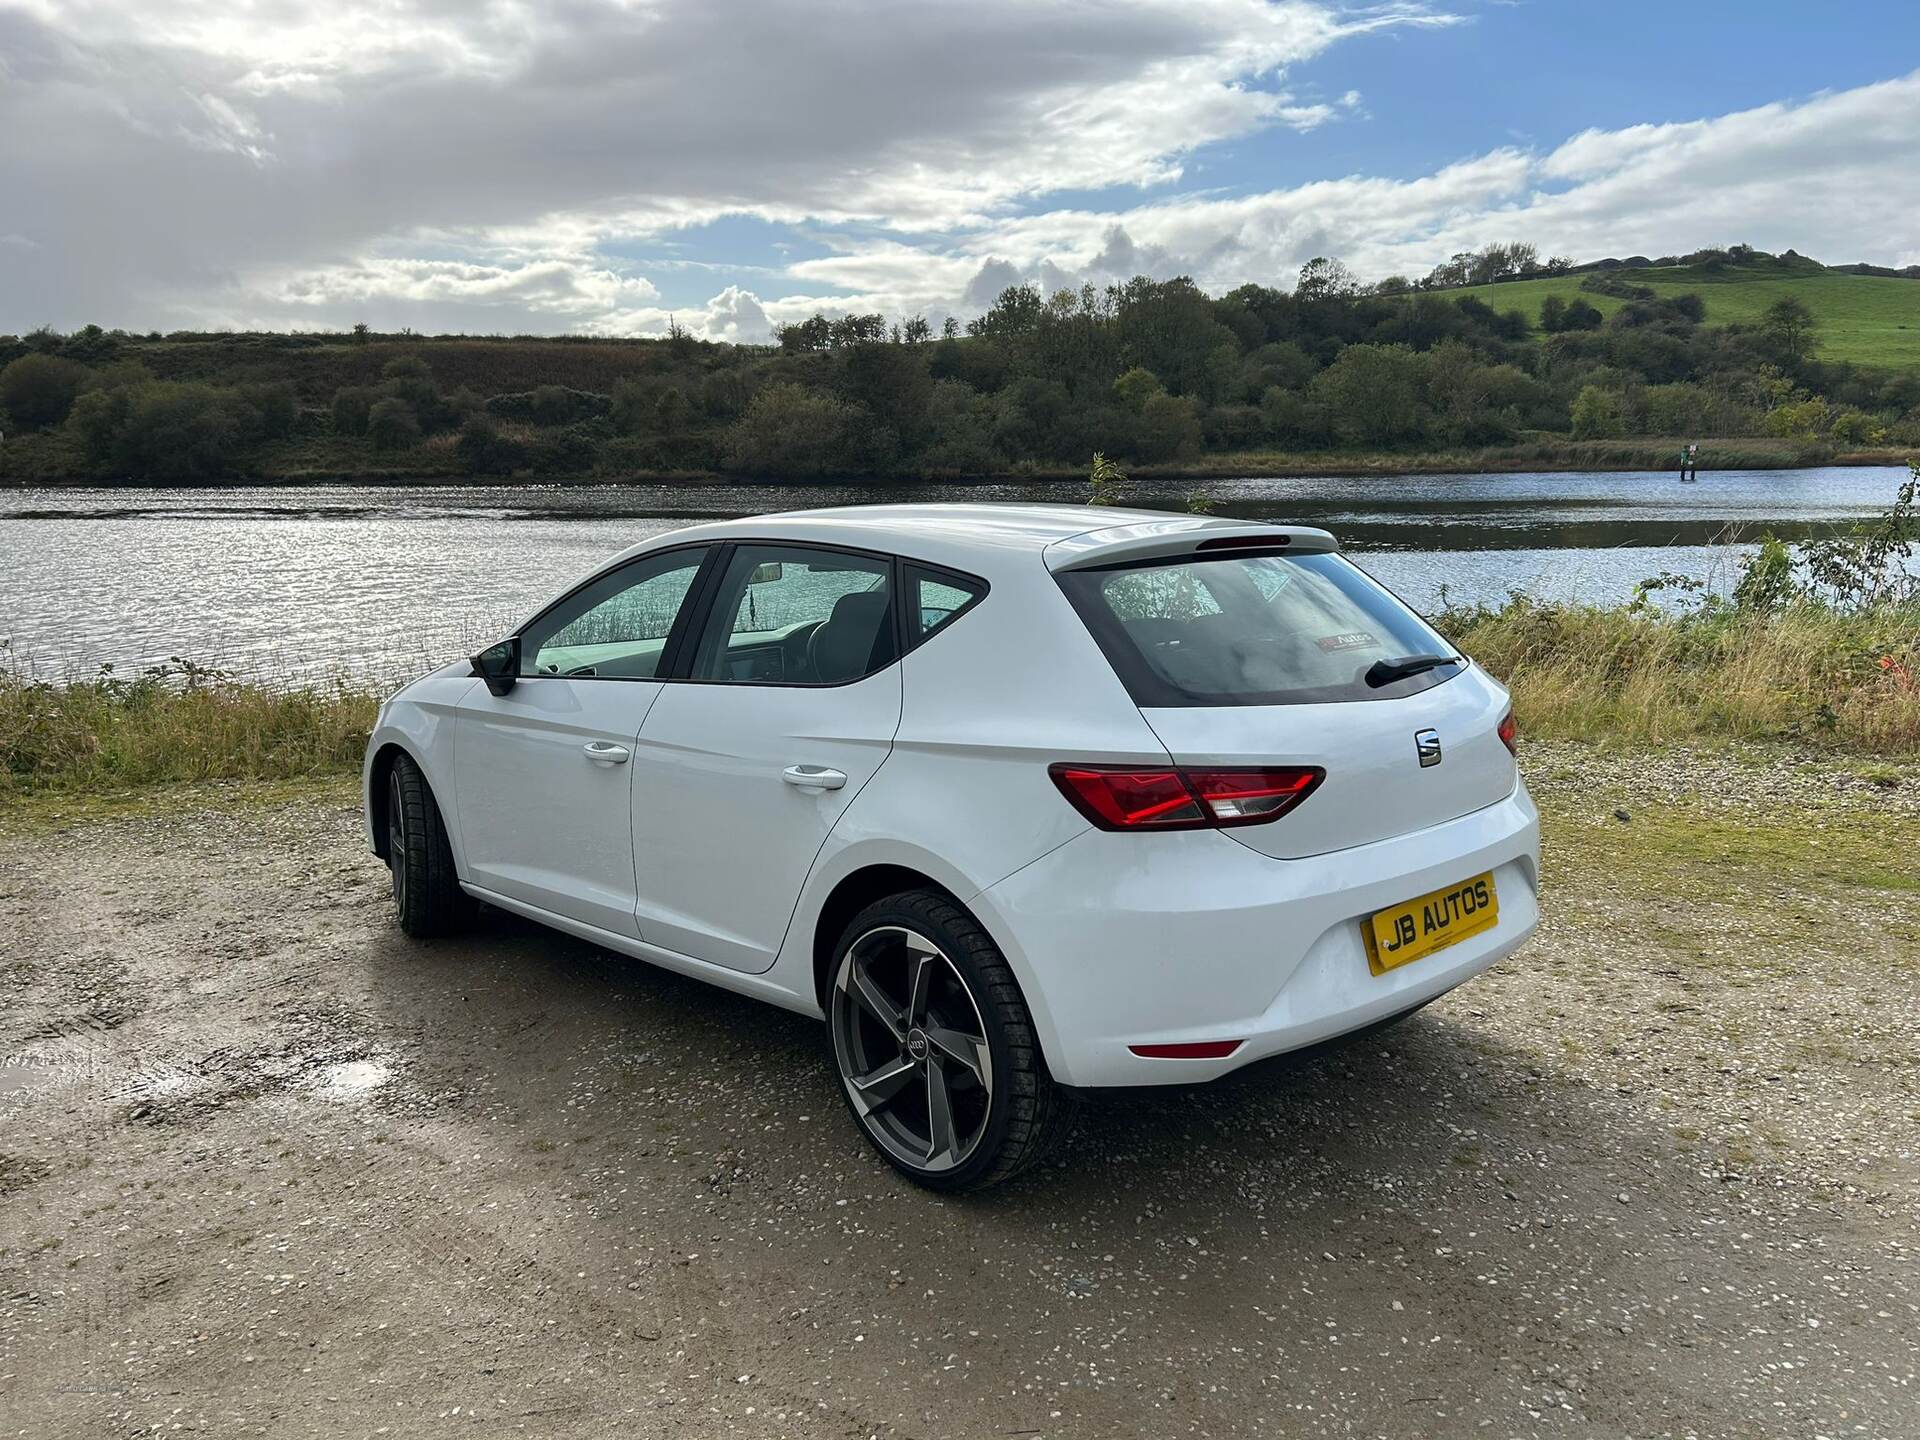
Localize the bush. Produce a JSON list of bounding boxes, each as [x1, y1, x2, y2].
[[455, 413, 532, 475], [67, 380, 257, 481], [367, 398, 421, 451], [723, 382, 868, 477], [1570, 385, 1628, 439], [241, 381, 298, 439], [332, 386, 377, 436], [0, 353, 89, 430]]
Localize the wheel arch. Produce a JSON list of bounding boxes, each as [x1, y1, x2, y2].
[[365, 741, 411, 861], [810, 863, 968, 1012]]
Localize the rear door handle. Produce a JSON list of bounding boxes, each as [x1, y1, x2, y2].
[[782, 764, 847, 791], [583, 741, 631, 765]]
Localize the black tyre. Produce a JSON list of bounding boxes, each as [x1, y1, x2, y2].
[[828, 889, 1075, 1192], [386, 753, 468, 938]]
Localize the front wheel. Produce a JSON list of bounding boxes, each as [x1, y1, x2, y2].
[[828, 889, 1074, 1192], [385, 752, 468, 938]]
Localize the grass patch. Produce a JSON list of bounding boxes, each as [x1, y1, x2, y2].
[[1452, 264, 1920, 370]]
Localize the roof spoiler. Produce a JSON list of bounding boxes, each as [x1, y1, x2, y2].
[[1044, 519, 1340, 572]]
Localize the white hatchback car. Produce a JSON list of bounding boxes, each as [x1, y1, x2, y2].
[[365, 504, 1539, 1190]]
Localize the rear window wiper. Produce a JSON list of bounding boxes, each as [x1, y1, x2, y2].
[[1365, 653, 1461, 688]]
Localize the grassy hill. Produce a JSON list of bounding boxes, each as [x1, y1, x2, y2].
[[1455, 264, 1920, 369]]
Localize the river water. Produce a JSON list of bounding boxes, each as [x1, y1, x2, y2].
[[0, 466, 1907, 682]]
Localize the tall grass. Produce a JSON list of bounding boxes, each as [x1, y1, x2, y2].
[[1440, 598, 1920, 753], [4, 598, 1917, 796], [1, 660, 380, 794]]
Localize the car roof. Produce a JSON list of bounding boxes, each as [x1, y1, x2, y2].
[[636, 503, 1337, 578]]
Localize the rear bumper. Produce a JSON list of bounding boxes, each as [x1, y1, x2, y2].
[[976, 783, 1540, 1087]]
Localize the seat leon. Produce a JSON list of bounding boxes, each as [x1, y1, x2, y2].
[[364, 505, 1540, 1191]]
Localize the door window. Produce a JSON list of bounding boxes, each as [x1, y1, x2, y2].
[[690, 545, 895, 684], [521, 547, 707, 679]]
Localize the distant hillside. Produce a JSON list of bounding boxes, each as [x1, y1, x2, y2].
[[1453, 264, 1920, 369]]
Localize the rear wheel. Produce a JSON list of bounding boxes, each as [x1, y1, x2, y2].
[[386, 753, 467, 938], [828, 889, 1073, 1192]]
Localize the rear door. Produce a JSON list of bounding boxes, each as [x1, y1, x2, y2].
[[1056, 548, 1516, 859], [455, 544, 712, 934], [629, 543, 904, 972]]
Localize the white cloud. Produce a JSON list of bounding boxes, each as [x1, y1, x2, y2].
[[1, 0, 1443, 333], [4, 0, 1916, 343]]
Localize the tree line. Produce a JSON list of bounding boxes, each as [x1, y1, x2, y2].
[[1, 245, 1915, 484]]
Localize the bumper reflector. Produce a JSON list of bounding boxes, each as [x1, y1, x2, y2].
[[1128, 1040, 1245, 1060]]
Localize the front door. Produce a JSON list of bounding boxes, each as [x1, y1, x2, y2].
[[455, 545, 711, 936], [630, 543, 904, 972]]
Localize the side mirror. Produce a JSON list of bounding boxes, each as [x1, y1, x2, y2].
[[471, 636, 520, 696]]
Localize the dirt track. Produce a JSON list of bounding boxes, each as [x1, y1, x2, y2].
[[2, 753, 1916, 1438]]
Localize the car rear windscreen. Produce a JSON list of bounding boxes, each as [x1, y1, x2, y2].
[[1057, 550, 1464, 707]]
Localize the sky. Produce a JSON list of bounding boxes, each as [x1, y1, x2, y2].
[[2, 0, 1917, 343]]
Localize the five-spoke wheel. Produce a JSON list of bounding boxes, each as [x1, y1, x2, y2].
[[827, 889, 1073, 1191]]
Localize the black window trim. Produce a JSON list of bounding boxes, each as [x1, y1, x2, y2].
[[511, 541, 722, 684]]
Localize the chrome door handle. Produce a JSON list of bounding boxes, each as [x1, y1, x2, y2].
[[782, 764, 847, 791], [582, 741, 631, 765]]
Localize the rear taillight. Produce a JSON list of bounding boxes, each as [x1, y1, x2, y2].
[[1049, 764, 1323, 831], [1497, 709, 1517, 756]]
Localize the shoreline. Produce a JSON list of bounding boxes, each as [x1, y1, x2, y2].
[[3, 438, 1908, 491]]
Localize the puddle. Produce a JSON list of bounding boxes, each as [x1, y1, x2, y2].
[[0, 1062, 61, 1097], [307, 1058, 393, 1100]]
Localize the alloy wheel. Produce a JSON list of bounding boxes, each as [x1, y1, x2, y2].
[[387, 771, 409, 912], [830, 926, 995, 1175]]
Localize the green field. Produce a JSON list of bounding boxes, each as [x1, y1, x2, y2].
[[1455, 265, 1920, 369]]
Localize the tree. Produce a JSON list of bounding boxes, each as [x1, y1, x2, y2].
[[1111, 366, 1163, 412], [1538, 295, 1568, 333], [902, 315, 932, 345], [1295, 257, 1359, 304], [0, 353, 88, 430], [1309, 344, 1428, 446], [1760, 295, 1818, 364]]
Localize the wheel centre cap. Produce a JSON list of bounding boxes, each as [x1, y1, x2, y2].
[[906, 1028, 930, 1062]]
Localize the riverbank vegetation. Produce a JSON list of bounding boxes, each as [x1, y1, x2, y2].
[[3, 244, 1916, 486], [4, 467, 1915, 792]]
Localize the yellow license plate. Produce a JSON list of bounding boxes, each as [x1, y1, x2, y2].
[[1363, 871, 1498, 976]]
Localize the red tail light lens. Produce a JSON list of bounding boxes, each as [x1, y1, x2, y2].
[[1048, 767, 1205, 829], [1049, 764, 1323, 831], [1497, 709, 1517, 756]]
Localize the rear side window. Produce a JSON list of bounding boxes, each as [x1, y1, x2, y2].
[[1058, 551, 1462, 706], [905, 565, 986, 648]]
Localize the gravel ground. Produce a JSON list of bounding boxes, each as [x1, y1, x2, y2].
[[1, 752, 1916, 1438]]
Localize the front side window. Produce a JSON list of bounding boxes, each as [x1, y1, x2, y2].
[[1059, 550, 1461, 706], [521, 547, 707, 678], [690, 545, 896, 684]]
